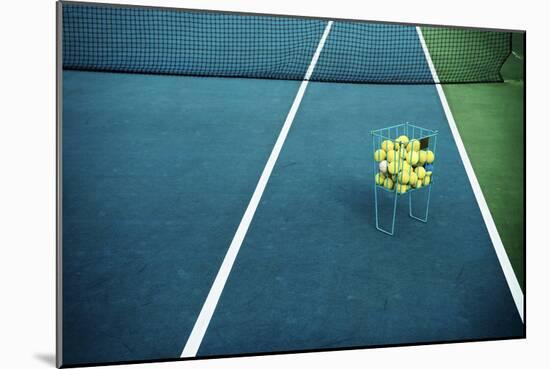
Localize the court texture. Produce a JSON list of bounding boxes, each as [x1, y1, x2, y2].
[[58, 2, 525, 367]]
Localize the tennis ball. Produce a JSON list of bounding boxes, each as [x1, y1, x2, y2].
[[399, 147, 408, 159], [423, 175, 431, 186], [375, 173, 385, 185], [384, 177, 394, 190], [374, 149, 386, 162], [405, 151, 419, 166], [409, 171, 418, 186], [415, 166, 426, 179], [386, 150, 396, 163], [398, 170, 410, 184], [379, 160, 388, 174], [401, 160, 411, 172], [396, 183, 408, 194], [418, 150, 427, 165], [416, 179, 423, 188], [391, 159, 406, 175], [426, 150, 435, 164], [406, 140, 421, 152], [388, 161, 399, 175], [394, 135, 409, 151], [381, 140, 394, 152], [396, 135, 409, 146]]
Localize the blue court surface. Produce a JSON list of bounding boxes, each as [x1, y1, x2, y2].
[[60, 5, 524, 367]]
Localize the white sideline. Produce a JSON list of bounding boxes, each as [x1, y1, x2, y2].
[[415, 27, 524, 322], [180, 21, 334, 358]]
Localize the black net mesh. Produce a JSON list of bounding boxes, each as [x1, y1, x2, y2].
[[62, 3, 512, 84]]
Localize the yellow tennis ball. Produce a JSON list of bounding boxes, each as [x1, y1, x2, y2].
[[416, 179, 423, 188], [399, 147, 408, 159], [401, 160, 411, 171], [398, 170, 410, 184], [406, 140, 421, 152], [423, 175, 431, 186], [409, 171, 418, 186], [418, 150, 427, 165], [383, 177, 394, 190], [396, 183, 408, 194], [415, 166, 426, 179], [381, 140, 394, 152], [375, 173, 385, 185], [396, 135, 409, 146], [386, 150, 396, 163], [426, 150, 435, 164], [394, 136, 408, 151], [405, 151, 419, 166], [388, 161, 399, 175], [374, 149, 386, 162]]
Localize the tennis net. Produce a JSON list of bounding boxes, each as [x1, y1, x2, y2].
[[62, 2, 512, 84]]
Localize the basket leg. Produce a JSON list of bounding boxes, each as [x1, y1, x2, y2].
[[375, 185, 398, 235], [409, 184, 432, 222]]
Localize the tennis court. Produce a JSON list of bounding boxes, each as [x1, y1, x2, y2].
[[59, 2, 524, 366]]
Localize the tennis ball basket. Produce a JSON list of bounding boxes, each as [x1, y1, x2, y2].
[[371, 122, 438, 235]]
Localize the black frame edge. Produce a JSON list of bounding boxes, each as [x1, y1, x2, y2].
[[56, 1, 64, 367]]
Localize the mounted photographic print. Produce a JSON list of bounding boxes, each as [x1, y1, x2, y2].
[[57, 1, 525, 367]]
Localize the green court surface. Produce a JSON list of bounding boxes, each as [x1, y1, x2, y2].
[[424, 31, 525, 290]]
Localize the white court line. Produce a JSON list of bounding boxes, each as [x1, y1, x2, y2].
[[180, 21, 334, 358], [512, 51, 524, 60], [415, 27, 524, 322]]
